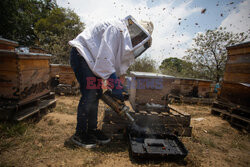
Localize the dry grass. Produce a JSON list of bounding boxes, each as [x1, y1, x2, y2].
[[0, 96, 249, 167]]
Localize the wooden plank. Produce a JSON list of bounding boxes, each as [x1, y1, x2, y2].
[[103, 108, 190, 127], [17, 68, 51, 101], [181, 97, 215, 104], [15, 99, 56, 121], [180, 79, 196, 85], [198, 85, 210, 97], [180, 84, 194, 93], [135, 89, 168, 105], [225, 63, 250, 74], [0, 92, 56, 120], [59, 73, 77, 86], [18, 89, 50, 104], [227, 42, 250, 50], [227, 54, 250, 64], [50, 65, 60, 77], [58, 65, 73, 73], [17, 53, 51, 60], [101, 123, 192, 137], [198, 81, 212, 86], [20, 68, 50, 88], [168, 105, 190, 117], [219, 82, 250, 107], [0, 70, 18, 86], [130, 112, 191, 127], [212, 107, 250, 124], [19, 59, 49, 71], [216, 98, 250, 114], [227, 47, 250, 56], [0, 56, 18, 71], [223, 72, 250, 83], [0, 38, 18, 51], [0, 70, 19, 99]]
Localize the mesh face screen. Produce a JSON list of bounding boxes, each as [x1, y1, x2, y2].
[[127, 18, 148, 47], [133, 42, 150, 58]]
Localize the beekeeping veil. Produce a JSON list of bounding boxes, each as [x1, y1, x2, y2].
[[124, 16, 153, 58], [69, 15, 154, 79]]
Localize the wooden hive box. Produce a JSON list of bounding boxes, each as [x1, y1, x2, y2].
[[0, 37, 18, 51], [212, 41, 250, 131], [219, 41, 250, 107], [0, 38, 52, 105], [101, 102, 192, 138], [50, 64, 61, 78], [129, 71, 175, 109], [129, 71, 215, 109], [50, 64, 78, 87], [198, 80, 213, 97]]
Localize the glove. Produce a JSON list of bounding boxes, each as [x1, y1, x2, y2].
[[108, 73, 124, 102]]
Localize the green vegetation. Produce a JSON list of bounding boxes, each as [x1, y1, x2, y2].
[[34, 7, 84, 64], [160, 28, 248, 81], [0, 0, 84, 64], [128, 56, 157, 73], [159, 57, 196, 78], [0, 122, 28, 138], [0, 0, 57, 46], [184, 27, 248, 81]]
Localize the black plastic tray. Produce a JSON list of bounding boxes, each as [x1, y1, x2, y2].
[[128, 131, 188, 159]]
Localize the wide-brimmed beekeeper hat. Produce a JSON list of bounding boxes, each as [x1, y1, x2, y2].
[[139, 20, 154, 46]]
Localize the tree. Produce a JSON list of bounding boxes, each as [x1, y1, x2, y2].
[[0, 0, 56, 45], [160, 57, 195, 77], [34, 7, 84, 64], [128, 56, 157, 73], [184, 27, 248, 81]]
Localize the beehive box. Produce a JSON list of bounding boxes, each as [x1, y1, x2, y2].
[[0, 37, 18, 51], [101, 103, 192, 138], [219, 41, 250, 107], [211, 41, 250, 131], [0, 38, 51, 105], [50, 64, 78, 87], [129, 71, 214, 109]]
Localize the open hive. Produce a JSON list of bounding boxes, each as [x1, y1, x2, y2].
[[100, 102, 192, 138], [0, 38, 56, 120], [211, 41, 250, 131]]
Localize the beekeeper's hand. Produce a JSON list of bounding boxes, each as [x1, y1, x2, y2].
[[107, 72, 124, 102]]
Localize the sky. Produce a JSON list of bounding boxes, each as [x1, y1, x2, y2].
[[56, 0, 250, 65]]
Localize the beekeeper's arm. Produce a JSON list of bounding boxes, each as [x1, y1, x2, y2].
[[93, 25, 124, 101], [93, 25, 121, 80]]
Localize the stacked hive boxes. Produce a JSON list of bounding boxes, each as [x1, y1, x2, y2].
[[0, 38, 56, 120], [212, 41, 250, 131], [50, 64, 79, 95]]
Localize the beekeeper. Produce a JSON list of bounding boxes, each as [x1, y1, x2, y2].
[[69, 15, 153, 148]]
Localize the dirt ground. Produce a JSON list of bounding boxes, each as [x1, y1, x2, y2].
[[0, 95, 249, 167]]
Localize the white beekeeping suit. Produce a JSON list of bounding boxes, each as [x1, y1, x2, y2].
[[69, 16, 153, 79]]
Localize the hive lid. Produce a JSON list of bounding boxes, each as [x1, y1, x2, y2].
[[226, 41, 250, 50], [130, 71, 174, 78], [0, 38, 19, 51]]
